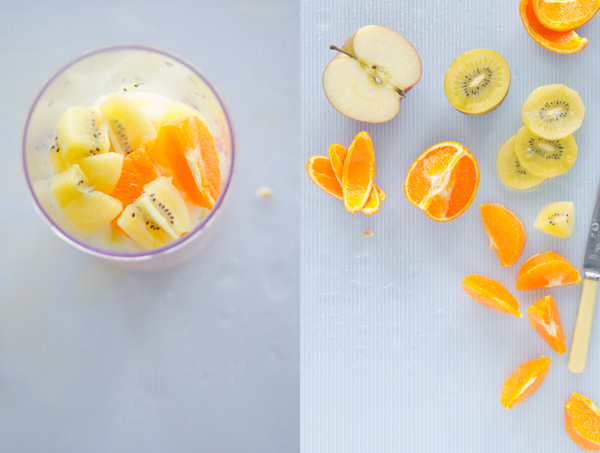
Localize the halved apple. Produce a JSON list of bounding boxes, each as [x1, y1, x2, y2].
[[322, 25, 422, 123]]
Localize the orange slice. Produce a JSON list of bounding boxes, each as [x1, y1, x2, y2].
[[405, 142, 479, 222], [516, 251, 582, 290], [527, 295, 566, 355], [329, 143, 348, 185], [566, 393, 600, 451], [361, 185, 381, 216], [520, 0, 589, 54], [148, 115, 221, 209], [534, 0, 600, 32], [500, 356, 551, 409], [307, 155, 343, 199], [480, 204, 526, 267], [461, 274, 523, 317], [342, 131, 375, 213], [111, 146, 159, 207]]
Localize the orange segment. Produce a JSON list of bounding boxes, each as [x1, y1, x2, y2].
[[461, 274, 523, 317], [527, 295, 566, 355], [111, 146, 159, 207], [329, 143, 348, 185], [520, 0, 589, 54], [566, 393, 600, 451], [516, 251, 582, 290], [342, 131, 375, 213], [148, 115, 221, 209], [500, 356, 551, 409], [405, 142, 479, 222], [480, 204, 526, 267], [361, 185, 380, 216], [534, 0, 600, 31], [307, 155, 342, 199]]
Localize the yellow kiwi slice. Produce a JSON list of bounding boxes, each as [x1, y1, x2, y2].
[[522, 84, 584, 140], [514, 126, 577, 178], [534, 201, 574, 239], [444, 49, 511, 116], [496, 135, 546, 190]]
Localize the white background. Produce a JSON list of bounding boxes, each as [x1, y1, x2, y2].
[[0, 1, 299, 452], [302, 1, 600, 452]]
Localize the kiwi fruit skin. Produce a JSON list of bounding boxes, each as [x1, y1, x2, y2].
[[444, 49, 511, 116], [534, 201, 574, 238], [522, 84, 585, 140], [514, 126, 577, 178], [496, 135, 546, 190]]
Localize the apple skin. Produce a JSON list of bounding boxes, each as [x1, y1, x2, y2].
[[322, 25, 422, 124]]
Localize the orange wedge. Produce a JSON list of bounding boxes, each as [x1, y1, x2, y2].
[[342, 131, 375, 213], [329, 143, 348, 185], [534, 0, 600, 32], [516, 251, 582, 290], [461, 274, 523, 317], [527, 295, 566, 355], [405, 142, 479, 222], [500, 356, 551, 409], [111, 146, 159, 207], [307, 155, 343, 199], [361, 186, 381, 216], [566, 393, 600, 451], [480, 204, 526, 267], [148, 115, 221, 209], [520, 0, 589, 54]]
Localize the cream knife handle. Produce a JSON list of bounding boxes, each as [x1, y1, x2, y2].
[[568, 278, 599, 374]]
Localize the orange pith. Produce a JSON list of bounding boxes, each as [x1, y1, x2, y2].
[[500, 356, 551, 409], [342, 131, 375, 213], [534, 0, 600, 31], [111, 146, 159, 207], [405, 142, 479, 222], [520, 0, 589, 54], [307, 155, 343, 199], [148, 115, 221, 209], [461, 274, 523, 317], [480, 204, 526, 267], [516, 251, 582, 290], [527, 295, 566, 355], [566, 393, 600, 451]]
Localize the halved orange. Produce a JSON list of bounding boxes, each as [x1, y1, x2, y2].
[[516, 251, 582, 290], [527, 295, 566, 355], [534, 0, 600, 32], [500, 356, 551, 409], [520, 0, 589, 54], [566, 392, 600, 451], [405, 142, 479, 222], [461, 274, 523, 317], [342, 132, 375, 213], [307, 155, 343, 199], [480, 204, 526, 267], [148, 115, 221, 209], [111, 145, 159, 207]]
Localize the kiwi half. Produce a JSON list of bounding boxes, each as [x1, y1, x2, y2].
[[496, 135, 546, 190], [444, 49, 511, 116], [522, 84, 585, 140], [514, 126, 577, 178]]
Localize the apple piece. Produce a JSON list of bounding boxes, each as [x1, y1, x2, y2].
[[322, 25, 422, 123]]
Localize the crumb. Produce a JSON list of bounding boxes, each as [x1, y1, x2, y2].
[[362, 230, 374, 238], [256, 187, 273, 198]]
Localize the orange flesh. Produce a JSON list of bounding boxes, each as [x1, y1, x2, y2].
[[520, 0, 589, 54], [405, 143, 479, 222], [500, 357, 551, 409], [461, 274, 523, 317], [111, 146, 159, 207], [480, 204, 526, 267], [517, 251, 582, 290], [527, 295, 566, 355], [566, 393, 600, 451], [535, 0, 600, 31], [342, 131, 375, 213], [307, 155, 343, 199]]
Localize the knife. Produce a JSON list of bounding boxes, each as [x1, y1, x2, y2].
[[568, 181, 600, 374]]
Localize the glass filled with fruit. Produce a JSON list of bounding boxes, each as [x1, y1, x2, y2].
[[22, 45, 235, 264]]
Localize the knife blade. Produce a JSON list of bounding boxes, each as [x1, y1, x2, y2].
[[568, 181, 600, 373]]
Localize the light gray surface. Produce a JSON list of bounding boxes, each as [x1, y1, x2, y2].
[[302, 1, 600, 452], [0, 1, 299, 452]]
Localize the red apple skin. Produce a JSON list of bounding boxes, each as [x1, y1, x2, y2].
[[322, 25, 422, 123]]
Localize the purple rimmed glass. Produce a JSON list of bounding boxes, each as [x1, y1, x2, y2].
[[22, 44, 235, 266]]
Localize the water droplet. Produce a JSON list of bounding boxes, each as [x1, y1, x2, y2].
[[592, 223, 599, 232]]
